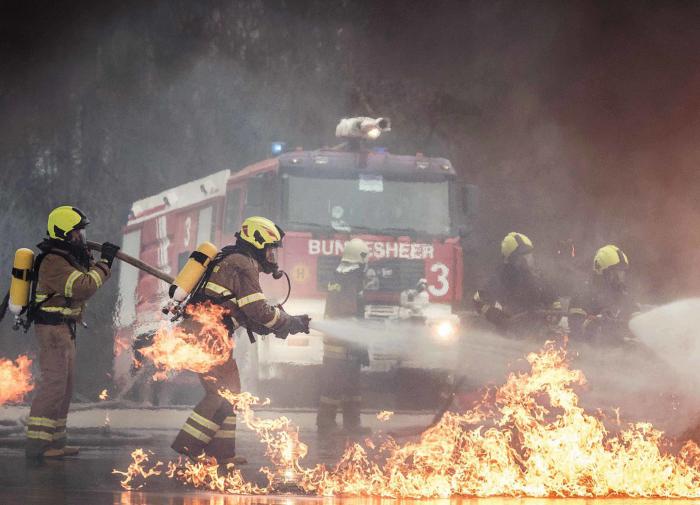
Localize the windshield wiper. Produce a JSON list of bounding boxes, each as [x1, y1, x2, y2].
[[285, 221, 335, 233], [381, 227, 420, 237]]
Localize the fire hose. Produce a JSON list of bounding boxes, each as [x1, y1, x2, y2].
[[86, 241, 174, 284]]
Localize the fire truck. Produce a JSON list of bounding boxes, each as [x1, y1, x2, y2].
[[114, 119, 478, 404]]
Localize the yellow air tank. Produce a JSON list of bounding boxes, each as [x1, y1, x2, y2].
[[169, 241, 218, 302], [9, 248, 35, 314]]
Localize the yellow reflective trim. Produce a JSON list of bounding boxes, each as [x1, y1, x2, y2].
[[64, 270, 82, 298], [264, 307, 280, 328], [55, 418, 67, 426], [40, 306, 82, 316], [223, 416, 237, 424], [182, 423, 212, 443], [569, 308, 587, 316], [213, 430, 236, 438], [27, 430, 54, 441], [205, 282, 233, 298], [28, 416, 56, 428], [88, 270, 103, 288], [237, 292, 265, 307], [190, 412, 219, 431], [35, 294, 49, 302]]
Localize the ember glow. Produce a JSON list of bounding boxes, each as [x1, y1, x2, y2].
[[99, 389, 109, 401], [138, 302, 234, 380], [115, 343, 700, 497], [0, 355, 33, 405], [112, 448, 163, 490]]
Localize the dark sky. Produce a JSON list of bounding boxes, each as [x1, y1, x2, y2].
[[1, 0, 700, 299]]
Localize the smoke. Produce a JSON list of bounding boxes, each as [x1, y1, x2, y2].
[[2, 1, 700, 405]]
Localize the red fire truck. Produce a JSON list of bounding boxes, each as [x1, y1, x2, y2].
[[114, 126, 478, 404]]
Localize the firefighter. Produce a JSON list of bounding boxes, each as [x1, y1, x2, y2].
[[473, 232, 561, 338], [316, 238, 371, 435], [568, 244, 640, 344], [171, 216, 310, 465], [26, 206, 119, 459]]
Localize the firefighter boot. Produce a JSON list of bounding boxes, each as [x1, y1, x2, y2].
[[316, 398, 340, 435], [342, 399, 371, 435], [42, 448, 66, 459]]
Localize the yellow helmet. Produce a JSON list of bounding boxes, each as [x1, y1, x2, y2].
[[501, 232, 533, 262], [593, 244, 628, 274], [342, 238, 370, 264], [238, 216, 284, 250], [47, 206, 90, 240]]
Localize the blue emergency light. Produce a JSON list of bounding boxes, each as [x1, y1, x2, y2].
[[271, 142, 286, 155]]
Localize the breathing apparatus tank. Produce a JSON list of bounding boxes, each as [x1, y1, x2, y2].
[[168, 241, 219, 302], [9, 248, 35, 315]]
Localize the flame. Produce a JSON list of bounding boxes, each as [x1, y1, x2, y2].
[[115, 343, 700, 497], [218, 390, 308, 488], [114, 334, 130, 357], [138, 302, 234, 380], [377, 411, 394, 422], [166, 455, 264, 494], [0, 355, 33, 405], [99, 389, 109, 401], [112, 448, 163, 490]]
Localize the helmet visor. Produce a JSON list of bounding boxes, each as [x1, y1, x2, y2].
[[75, 228, 87, 246], [265, 246, 279, 266]]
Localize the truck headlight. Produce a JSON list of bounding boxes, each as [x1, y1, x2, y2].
[[432, 319, 458, 343]]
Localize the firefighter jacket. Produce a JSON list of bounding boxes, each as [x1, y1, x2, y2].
[[568, 280, 640, 343], [323, 264, 369, 364], [473, 263, 560, 330], [34, 244, 111, 324], [200, 251, 290, 333]]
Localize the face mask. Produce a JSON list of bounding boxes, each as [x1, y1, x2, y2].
[[608, 269, 627, 290], [265, 246, 279, 266]]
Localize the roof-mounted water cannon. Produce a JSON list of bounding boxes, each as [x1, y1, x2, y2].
[[336, 116, 391, 141]]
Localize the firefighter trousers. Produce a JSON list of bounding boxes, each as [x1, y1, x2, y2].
[[26, 323, 76, 457], [316, 356, 362, 429], [172, 356, 240, 461]]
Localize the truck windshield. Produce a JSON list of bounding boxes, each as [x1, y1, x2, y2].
[[285, 175, 451, 235]]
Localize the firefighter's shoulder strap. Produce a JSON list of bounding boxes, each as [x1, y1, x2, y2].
[[189, 246, 269, 344], [0, 291, 9, 324], [23, 249, 81, 330]]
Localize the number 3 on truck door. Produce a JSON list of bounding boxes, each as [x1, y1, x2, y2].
[[428, 262, 449, 297]]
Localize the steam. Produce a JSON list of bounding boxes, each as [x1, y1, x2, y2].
[[314, 311, 698, 437]]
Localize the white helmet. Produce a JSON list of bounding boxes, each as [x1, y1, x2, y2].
[[342, 238, 369, 264]]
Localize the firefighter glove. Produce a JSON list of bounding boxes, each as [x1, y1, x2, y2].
[[100, 241, 121, 268]]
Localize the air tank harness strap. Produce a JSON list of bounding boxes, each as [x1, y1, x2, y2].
[[33, 312, 78, 339]]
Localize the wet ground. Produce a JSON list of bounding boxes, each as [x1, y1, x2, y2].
[[1, 406, 698, 505], [0, 406, 433, 505]]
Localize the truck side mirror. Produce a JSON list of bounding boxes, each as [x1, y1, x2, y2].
[[245, 177, 267, 215], [461, 184, 479, 218]]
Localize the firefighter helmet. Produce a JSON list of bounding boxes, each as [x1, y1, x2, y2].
[[501, 232, 533, 262], [238, 216, 284, 250], [593, 245, 628, 274], [47, 206, 90, 240], [342, 238, 369, 264]]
